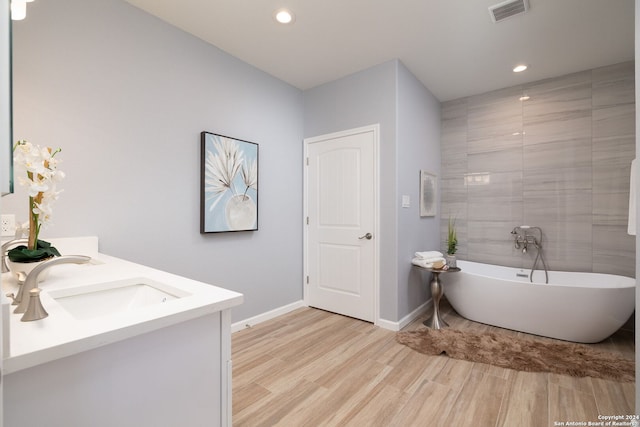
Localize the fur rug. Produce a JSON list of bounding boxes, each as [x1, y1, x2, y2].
[[396, 328, 635, 382]]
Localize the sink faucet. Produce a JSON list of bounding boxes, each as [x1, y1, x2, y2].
[[14, 255, 92, 316], [1, 238, 29, 273], [3, 239, 30, 305]]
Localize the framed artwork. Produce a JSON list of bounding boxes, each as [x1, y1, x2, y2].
[[420, 170, 437, 217], [201, 131, 258, 233]]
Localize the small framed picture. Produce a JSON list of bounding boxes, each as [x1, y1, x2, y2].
[[201, 131, 258, 233], [420, 170, 437, 217]]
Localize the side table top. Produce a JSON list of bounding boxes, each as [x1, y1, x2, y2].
[[413, 265, 461, 274]]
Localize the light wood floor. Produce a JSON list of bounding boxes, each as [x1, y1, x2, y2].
[[232, 301, 635, 427]]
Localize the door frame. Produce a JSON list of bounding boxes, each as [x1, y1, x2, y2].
[[303, 124, 380, 325]]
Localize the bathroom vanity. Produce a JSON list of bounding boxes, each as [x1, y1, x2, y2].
[[1, 237, 243, 427]]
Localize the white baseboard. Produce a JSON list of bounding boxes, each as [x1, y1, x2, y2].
[[376, 318, 401, 331], [376, 299, 431, 331], [232, 298, 431, 333], [231, 300, 307, 333]]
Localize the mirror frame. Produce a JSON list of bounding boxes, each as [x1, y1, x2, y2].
[[0, 0, 11, 196]]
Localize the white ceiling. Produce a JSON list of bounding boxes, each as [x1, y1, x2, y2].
[[123, 0, 635, 102]]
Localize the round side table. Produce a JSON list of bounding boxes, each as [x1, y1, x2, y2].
[[414, 265, 460, 329]]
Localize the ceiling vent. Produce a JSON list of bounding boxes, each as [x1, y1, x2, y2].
[[488, 0, 529, 23]]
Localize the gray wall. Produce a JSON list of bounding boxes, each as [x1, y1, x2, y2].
[[396, 63, 441, 319], [441, 62, 636, 277], [303, 60, 399, 321], [7, 0, 304, 321], [9, 0, 443, 326], [303, 60, 442, 322]]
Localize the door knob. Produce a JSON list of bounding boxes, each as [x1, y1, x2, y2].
[[358, 232, 373, 240]]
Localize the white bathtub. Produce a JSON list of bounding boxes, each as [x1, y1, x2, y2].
[[443, 260, 636, 343]]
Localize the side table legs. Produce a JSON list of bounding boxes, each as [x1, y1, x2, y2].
[[423, 272, 448, 329]]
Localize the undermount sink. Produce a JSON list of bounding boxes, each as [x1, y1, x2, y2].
[[48, 278, 191, 320]]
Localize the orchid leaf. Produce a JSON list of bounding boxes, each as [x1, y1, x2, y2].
[[7, 239, 61, 262]]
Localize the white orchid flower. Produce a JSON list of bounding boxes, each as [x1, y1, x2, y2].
[[28, 182, 49, 197], [13, 140, 64, 249]]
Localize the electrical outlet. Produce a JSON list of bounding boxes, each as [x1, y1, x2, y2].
[[1, 214, 16, 237]]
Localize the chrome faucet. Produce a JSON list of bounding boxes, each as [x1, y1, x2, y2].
[[3, 239, 30, 306], [5, 271, 27, 306], [21, 288, 49, 322], [511, 227, 538, 253], [14, 255, 92, 317], [510, 226, 549, 284]]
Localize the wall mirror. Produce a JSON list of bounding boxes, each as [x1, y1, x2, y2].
[[0, 1, 12, 197]]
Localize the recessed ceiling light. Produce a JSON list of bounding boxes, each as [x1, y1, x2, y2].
[[10, 0, 27, 20], [274, 8, 295, 24], [519, 95, 530, 101], [513, 64, 528, 73]]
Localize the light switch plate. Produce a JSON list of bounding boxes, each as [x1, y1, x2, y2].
[[401, 195, 410, 208]]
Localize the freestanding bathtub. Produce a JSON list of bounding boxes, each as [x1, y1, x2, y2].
[[443, 260, 636, 343]]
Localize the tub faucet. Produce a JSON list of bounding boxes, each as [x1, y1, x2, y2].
[[509, 226, 549, 284], [14, 255, 92, 316], [510, 228, 520, 249]]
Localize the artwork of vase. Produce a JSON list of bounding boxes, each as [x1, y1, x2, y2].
[[201, 132, 258, 232], [225, 194, 257, 230]]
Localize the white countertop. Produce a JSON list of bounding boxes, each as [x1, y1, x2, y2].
[[1, 237, 243, 374]]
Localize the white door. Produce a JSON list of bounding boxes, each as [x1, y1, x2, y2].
[[304, 125, 378, 322]]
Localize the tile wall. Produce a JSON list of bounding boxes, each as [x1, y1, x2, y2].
[[440, 61, 635, 277]]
